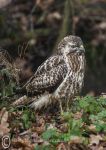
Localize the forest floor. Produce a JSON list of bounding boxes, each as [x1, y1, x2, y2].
[[1, 79, 106, 150]]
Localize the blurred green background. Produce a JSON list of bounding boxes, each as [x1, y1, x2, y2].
[[0, 0, 106, 95]]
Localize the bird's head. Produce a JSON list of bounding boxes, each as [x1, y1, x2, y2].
[[58, 35, 85, 56]]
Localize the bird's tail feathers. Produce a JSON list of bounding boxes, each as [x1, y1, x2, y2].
[[29, 94, 54, 110]]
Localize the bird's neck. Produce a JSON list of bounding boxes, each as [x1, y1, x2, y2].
[[64, 53, 85, 73]]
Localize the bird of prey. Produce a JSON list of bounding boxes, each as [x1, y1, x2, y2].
[[13, 35, 86, 111]]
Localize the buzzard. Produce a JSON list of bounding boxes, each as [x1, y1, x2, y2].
[[13, 35, 86, 111]]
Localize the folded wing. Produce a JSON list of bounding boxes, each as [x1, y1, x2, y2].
[[24, 55, 67, 93]]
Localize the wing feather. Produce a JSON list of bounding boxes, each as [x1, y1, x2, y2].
[[26, 63, 67, 93], [35, 55, 63, 75], [23, 55, 64, 88]]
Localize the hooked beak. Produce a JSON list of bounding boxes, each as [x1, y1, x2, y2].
[[80, 45, 85, 52], [77, 45, 85, 55]]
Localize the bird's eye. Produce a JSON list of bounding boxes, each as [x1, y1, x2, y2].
[[69, 43, 76, 49]]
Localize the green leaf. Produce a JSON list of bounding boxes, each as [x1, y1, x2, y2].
[[79, 100, 89, 108], [98, 110, 106, 119], [58, 133, 71, 142], [42, 129, 58, 140], [61, 111, 72, 121], [35, 145, 54, 150], [69, 119, 83, 136], [21, 110, 31, 129]]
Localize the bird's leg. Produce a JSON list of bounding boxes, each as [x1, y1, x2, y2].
[[66, 96, 74, 111], [53, 92, 64, 114], [58, 98, 63, 115], [66, 98, 70, 112], [66, 99, 69, 112]]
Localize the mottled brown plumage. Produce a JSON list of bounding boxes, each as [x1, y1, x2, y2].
[[19, 35, 86, 110]]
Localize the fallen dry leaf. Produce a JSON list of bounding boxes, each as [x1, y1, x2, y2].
[[57, 143, 67, 150], [89, 134, 103, 146], [12, 137, 34, 150], [68, 136, 83, 144], [74, 111, 83, 119], [88, 124, 96, 132], [32, 116, 46, 134], [34, 125, 45, 134], [59, 123, 68, 133], [0, 107, 10, 137]]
